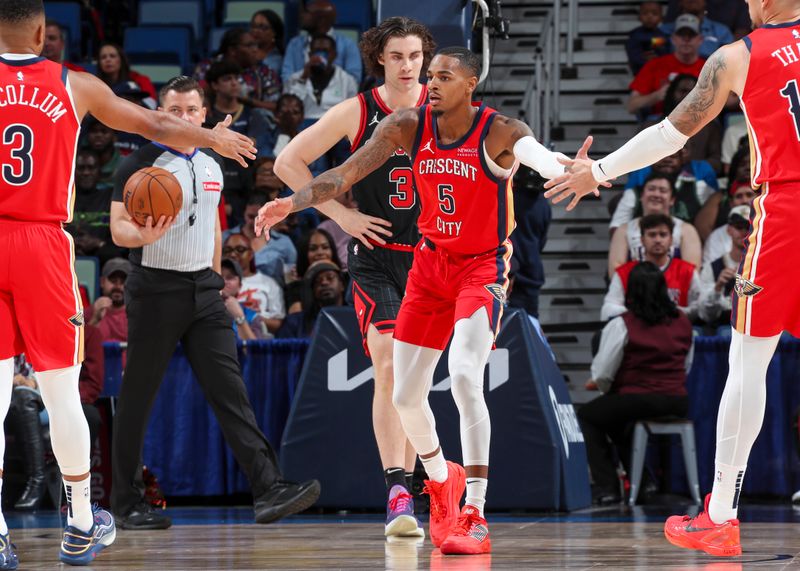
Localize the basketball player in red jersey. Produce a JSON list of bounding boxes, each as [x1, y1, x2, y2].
[[257, 46, 592, 554], [543, 0, 800, 557], [0, 1, 254, 566], [274, 17, 434, 539]]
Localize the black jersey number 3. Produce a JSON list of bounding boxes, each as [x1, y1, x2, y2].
[[388, 167, 416, 210]]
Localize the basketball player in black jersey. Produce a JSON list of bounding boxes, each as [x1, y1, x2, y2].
[[274, 17, 435, 538]]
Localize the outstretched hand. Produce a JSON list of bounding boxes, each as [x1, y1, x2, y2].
[[543, 136, 612, 211], [254, 196, 293, 238], [211, 114, 257, 168]]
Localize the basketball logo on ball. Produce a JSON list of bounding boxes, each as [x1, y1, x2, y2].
[[123, 167, 183, 226]]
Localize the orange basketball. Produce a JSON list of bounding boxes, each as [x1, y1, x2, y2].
[[123, 167, 183, 226]]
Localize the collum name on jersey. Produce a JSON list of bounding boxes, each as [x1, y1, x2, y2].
[[0, 84, 69, 123]]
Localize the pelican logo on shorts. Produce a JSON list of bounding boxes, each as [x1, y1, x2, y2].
[[68, 311, 84, 327], [484, 283, 506, 303], [734, 274, 763, 298]]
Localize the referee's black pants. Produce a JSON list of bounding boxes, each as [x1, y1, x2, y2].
[[111, 266, 281, 517]]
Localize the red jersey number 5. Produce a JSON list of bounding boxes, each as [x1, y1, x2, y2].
[[389, 167, 416, 210]]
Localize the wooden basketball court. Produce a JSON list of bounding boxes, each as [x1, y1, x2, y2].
[[5, 503, 800, 569]]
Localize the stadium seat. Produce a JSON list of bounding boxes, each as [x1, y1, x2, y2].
[[377, 0, 472, 48], [224, 1, 285, 25], [74, 256, 99, 303], [138, 1, 204, 41], [44, 2, 82, 60], [334, 0, 374, 34], [124, 27, 192, 74]]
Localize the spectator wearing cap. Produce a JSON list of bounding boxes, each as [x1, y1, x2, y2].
[[285, 34, 358, 121], [282, 0, 362, 85], [42, 19, 86, 71], [223, 233, 286, 333], [220, 258, 269, 340], [89, 257, 130, 342], [110, 82, 153, 155], [95, 42, 157, 101], [698, 205, 751, 333], [661, 0, 734, 58], [277, 260, 346, 338], [627, 14, 705, 118]]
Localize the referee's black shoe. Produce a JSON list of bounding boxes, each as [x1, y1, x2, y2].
[[254, 479, 321, 524], [115, 502, 172, 530]]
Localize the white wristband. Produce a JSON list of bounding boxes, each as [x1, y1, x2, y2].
[[591, 119, 689, 182], [513, 135, 567, 179]]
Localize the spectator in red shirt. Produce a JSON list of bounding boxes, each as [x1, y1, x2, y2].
[[627, 14, 705, 118], [89, 258, 130, 343], [42, 19, 86, 71]]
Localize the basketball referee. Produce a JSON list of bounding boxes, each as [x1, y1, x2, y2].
[[108, 76, 320, 530]]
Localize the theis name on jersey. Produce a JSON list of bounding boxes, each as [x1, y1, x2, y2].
[[0, 82, 68, 123], [771, 29, 800, 66]]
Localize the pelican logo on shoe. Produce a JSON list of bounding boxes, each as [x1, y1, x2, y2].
[[68, 311, 84, 327], [734, 274, 763, 297], [484, 283, 506, 303], [548, 386, 584, 459]]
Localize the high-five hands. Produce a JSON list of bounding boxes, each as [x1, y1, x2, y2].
[[543, 136, 612, 211]]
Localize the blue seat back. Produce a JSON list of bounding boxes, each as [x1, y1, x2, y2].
[[377, 0, 472, 48], [124, 27, 192, 72], [334, 0, 374, 34], [138, 1, 204, 40], [44, 2, 82, 59]]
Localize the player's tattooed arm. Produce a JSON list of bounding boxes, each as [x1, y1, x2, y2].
[[668, 47, 733, 136], [288, 108, 419, 212]]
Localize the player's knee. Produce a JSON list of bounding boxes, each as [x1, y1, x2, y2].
[[392, 384, 420, 416], [450, 374, 485, 412]]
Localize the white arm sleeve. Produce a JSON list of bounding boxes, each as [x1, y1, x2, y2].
[[591, 119, 689, 182], [513, 136, 567, 179]]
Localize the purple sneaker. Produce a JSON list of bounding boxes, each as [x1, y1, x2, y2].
[[385, 485, 424, 538]]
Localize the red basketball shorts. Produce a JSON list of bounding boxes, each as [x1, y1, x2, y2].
[[0, 221, 84, 371], [394, 238, 513, 351], [732, 182, 800, 337]]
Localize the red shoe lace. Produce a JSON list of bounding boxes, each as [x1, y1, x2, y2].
[[449, 511, 477, 537], [389, 491, 412, 512], [422, 483, 446, 520]]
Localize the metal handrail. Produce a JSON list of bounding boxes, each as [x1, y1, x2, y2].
[[472, 0, 492, 85]]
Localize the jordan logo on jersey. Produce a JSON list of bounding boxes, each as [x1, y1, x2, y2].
[[420, 138, 435, 154], [369, 111, 380, 126], [734, 274, 763, 297]]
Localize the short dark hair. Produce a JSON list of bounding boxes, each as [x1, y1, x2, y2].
[[158, 76, 204, 105], [640, 213, 674, 233], [44, 18, 63, 38], [276, 93, 303, 115], [310, 33, 336, 52], [218, 27, 249, 56], [436, 46, 481, 78], [359, 17, 436, 79], [0, 0, 43, 24], [642, 171, 675, 193], [205, 60, 241, 85]]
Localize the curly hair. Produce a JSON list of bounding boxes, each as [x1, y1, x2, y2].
[[359, 17, 436, 79]]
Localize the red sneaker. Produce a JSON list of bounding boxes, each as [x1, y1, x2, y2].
[[440, 505, 491, 555], [423, 461, 466, 547], [664, 494, 742, 557]]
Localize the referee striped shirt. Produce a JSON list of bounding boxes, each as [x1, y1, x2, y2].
[[112, 143, 224, 272]]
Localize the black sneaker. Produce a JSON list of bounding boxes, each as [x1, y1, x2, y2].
[[254, 479, 321, 524], [115, 502, 172, 530]]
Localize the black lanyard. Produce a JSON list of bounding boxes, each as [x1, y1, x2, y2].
[[187, 157, 198, 226]]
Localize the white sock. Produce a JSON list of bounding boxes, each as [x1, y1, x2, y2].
[[421, 450, 448, 483], [708, 462, 746, 524], [465, 477, 487, 517], [0, 479, 7, 535], [64, 475, 93, 533]]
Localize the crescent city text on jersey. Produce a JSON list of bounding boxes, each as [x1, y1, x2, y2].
[[0, 83, 69, 123], [416, 157, 478, 181]]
